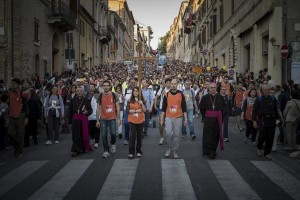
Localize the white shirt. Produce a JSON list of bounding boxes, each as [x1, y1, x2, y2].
[[88, 96, 98, 120], [156, 87, 170, 109]]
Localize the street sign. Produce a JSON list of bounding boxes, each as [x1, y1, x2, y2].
[[281, 45, 289, 58], [124, 60, 133, 65]]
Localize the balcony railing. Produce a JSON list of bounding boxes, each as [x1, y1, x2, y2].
[[48, 0, 76, 31], [99, 26, 111, 44]]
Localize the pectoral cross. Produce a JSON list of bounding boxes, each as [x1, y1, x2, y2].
[[212, 105, 215, 110]]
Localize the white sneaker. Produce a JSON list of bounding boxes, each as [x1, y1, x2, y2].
[[123, 140, 129, 145], [136, 153, 142, 157], [128, 154, 134, 159], [111, 145, 116, 153], [159, 138, 164, 145], [45, 140, 52, 145], [165, 149, 171, 158], [102, 151, 110, 158], [173, 152, 179, 159], [94, 143, 99, 149], [54, 140, 59, 144]]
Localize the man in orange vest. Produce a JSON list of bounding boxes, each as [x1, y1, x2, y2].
[[160, 79, 188, 159]]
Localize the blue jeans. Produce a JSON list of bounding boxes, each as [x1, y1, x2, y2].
[[100, 118, 116, 151], [123, 111, 130, 141], [182, 109, 195, 136]]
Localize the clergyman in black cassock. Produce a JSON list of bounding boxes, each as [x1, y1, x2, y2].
[[200, 83, 226, 159], [68, 86, 93, 157]]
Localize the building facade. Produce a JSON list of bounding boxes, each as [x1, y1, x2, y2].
[[167, 0, 300, 84]]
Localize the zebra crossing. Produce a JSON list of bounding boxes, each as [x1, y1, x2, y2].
[[0, 158, 299, 200]]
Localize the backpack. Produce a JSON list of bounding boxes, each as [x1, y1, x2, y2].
[[292, 100, 300, 125], [99, 92, 117, 105], [182, 89, 195, 100]]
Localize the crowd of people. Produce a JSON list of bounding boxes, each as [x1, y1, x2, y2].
[[0, 60, 299, 160]]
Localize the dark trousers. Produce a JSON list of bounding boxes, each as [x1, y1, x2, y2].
[[9, 114, 25, 155], [129, 123, 143, 155], [245, 119, 258, 142], [257, 124, 276, 156], [143, 110, 150, 135], [0, 125, 8, 150], [89, 120, 100, 143], [25, 117, 38, 145], [223, 114, 229, 138]]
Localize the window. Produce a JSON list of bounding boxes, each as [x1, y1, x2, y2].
[[80, 19, 85, 36], [220, 3, 224, 27], [213, 14, 217, 35], [262, 32, 269, 55], [34, 20, 39, 42], [89, 29, 92, 42], [231, 0, 235, 15]]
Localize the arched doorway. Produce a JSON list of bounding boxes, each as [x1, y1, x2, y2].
[[52, 33, 59, 75], [35, 54, 40, 75]]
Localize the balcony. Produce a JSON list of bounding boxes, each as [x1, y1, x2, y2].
[[47, 0, 76, 32], [99, 26, 111, 44]]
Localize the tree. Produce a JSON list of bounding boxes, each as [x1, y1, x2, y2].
[[148, 26, 154, 40], [158, 31, 170, 55]]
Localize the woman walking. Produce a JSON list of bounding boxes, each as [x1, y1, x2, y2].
[[126, 87, 146, 159]]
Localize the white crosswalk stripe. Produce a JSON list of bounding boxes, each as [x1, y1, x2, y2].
[[97, 159, 139, 200], [29, 159, 93, 200], [251, 161, 300, 200], [1, 158, 299, 200], [162, 159, 197, 200], [208, 160, 261, 200], [0, 161, 48, 196]]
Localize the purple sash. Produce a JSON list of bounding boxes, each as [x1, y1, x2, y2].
[[73, 113, 93, 152], [205, 110, 224, 150]]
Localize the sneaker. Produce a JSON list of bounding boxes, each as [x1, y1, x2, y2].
[[165, 149, 171, 158], [224, 138, 229, 142], [257, 149, 263, 157], [45, 140, 52, 145], [54, 140, 59, 144], [136, 153, 142, 157], [173, 152, 179, 159], [191, 135, 196, 140], [111, 145, 116, 154], [159, 138, 164, 145], [128, 154, 134, 159], [102, 151, 110, 158], [239, 128, 243, 132], [123, 140, 129, 145], [94, 143, 99, 149], [265, 154, 272, 160]]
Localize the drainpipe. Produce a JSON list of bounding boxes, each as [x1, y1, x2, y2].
[[11, 0, 14, 78]]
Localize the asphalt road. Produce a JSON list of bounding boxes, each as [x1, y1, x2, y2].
[[0, 116, 300, 200]]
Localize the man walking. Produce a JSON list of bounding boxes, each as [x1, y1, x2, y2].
[[96, 80, 121, 158], [141, 79, 154, 137], [200, 82, 226, 159], [160, 79, 187, 159]]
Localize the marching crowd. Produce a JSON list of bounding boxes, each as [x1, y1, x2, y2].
[[0, 61, 300, 160]]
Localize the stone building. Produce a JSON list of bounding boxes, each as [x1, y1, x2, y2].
[[167, 0, 300, 84], [0, 0, 78, 82]]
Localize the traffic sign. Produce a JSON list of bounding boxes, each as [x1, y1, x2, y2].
[[281, 45, 289, 58], [124, 60, 133, 65]]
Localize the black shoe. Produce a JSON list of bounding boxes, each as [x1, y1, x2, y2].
[[191, 135, 196, 140], [118, 134, 123, 139], [209, 152, 216, 159], [71, 152, 79, 157]]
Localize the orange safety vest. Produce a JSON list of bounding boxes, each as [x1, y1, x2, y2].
[[9, 90, 22, 118], [100, 93, 117, 120], [235, 89, 244, 108], [166, 92, 183, 118], [128, 102, 145, 124], [245, 97, 256, 121]]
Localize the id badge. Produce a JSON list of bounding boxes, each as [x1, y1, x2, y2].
[[106, 105, 113, 113], [170, 105, 178, 113], [133, 113, 139, 117], [51, 100, 57, 107]]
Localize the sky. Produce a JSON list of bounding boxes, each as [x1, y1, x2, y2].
[[126, 0, 184, 49]]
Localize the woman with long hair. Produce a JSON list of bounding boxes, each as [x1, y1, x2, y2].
[[115, 84, 124, 139], [241, 89, 258, 144], [126, 87, 146, 159]]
